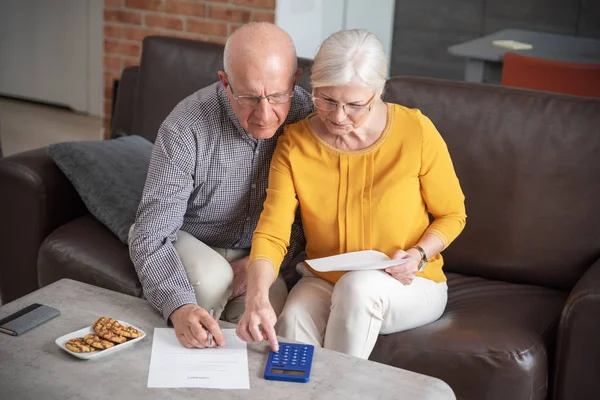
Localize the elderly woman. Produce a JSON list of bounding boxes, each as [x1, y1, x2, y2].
[[236, 29, 466, 359]]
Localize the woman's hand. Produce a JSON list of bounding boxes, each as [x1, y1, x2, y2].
[[385, 248, 421, 285], [235, 260, 279, 352], [236, 292, 279, 352]]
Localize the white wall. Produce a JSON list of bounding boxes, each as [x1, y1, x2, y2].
[[276, 0, 395, 67], [0, 0, 103, 116]]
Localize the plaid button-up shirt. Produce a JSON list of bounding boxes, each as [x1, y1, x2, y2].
[[130, 82, 314, 321]]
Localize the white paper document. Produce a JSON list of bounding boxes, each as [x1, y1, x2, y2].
[[305, 250, 413, 272], [148, 328, 249, 389]]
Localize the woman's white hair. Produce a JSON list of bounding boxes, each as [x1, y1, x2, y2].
[[311, 29, 388, 96]]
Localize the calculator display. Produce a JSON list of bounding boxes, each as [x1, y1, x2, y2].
[[270, 369, 305, 376]]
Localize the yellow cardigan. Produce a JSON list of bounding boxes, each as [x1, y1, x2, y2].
[[249, 103, 466, 284]]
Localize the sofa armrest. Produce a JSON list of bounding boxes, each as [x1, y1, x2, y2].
[[110, 66, 139, 139], [553, 257, 600, 400], [0, 149, 86, 303]]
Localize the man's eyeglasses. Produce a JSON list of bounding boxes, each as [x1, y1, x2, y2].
[[312, 93, 376, 118], [227, 74, 294, 107]]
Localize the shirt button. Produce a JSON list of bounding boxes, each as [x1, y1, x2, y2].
[[251, 183, 256, 189], [246, 217, 251, 221]]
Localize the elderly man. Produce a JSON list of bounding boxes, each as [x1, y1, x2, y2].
[[129, 23, 313, 349]]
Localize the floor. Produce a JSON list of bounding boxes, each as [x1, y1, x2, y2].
[[0, 97, 103, 157], [0, 98, 103, 304]]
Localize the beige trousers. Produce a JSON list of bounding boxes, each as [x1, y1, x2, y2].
[[275, 264, 447, 359], [129, 226, 288, 323]]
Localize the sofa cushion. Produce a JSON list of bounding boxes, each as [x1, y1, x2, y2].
[[370, 273, 567, 400], [38, 215, 142, 297], [47, 135, 153, 244]]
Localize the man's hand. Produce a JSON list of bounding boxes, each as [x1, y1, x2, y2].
[[170, 304, 226, 348], [229, 256, 249, 299], [236, 292, 279, 352], [385, 248, 420, 285]]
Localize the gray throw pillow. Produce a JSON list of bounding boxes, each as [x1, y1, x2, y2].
[[47, 135, 153, 244]]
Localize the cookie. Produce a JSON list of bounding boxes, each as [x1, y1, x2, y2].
[[110, 321, 141, 339], [65, 338, 96, 353], [97, 328, 127, 344], [93, 317, 127, 344], [84, 334, 115, 350], [93, 316, 113, 332]]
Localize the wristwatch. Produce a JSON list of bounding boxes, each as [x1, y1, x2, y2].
[[413, 245, 428, 272]]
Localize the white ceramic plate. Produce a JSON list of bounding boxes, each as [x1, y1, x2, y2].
[[55, 320, 146, 360]]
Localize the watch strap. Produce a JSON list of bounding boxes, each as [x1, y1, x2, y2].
[[413, 245, 427, 262], [413, 245, 428, 272]]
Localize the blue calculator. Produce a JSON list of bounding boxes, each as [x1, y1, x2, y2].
[[264, 342, 314, 383]]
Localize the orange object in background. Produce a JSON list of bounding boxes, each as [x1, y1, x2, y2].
[[501, 52, 600, 98]]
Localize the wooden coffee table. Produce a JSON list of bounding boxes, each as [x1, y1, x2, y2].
[[0, 279, 455, 399]]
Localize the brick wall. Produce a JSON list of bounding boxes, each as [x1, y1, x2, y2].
[[103, 0, 276, 137]]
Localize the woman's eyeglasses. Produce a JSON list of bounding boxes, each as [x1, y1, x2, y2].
[[312, 93, 376, 117]]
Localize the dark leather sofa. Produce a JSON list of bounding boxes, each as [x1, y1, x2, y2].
[[1, 36, 599, 400]]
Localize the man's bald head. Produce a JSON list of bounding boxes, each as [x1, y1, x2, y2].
[[223, 22, 297, 82], [218, 23, 301, 140]]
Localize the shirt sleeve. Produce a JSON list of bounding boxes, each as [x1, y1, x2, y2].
[[418, 112, 467, 248], [280, 208, 306, 270], [129, 120, 198, 321], [250, 129, 300, 277]]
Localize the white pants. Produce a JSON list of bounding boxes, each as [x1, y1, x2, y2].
[[275, 264, 447, 359], [129, 226, 288, 324]]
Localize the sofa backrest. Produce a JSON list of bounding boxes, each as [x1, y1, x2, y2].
[[384, 77, 600, 291], [132, 36, 313, 143]]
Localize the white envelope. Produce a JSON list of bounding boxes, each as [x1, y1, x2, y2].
[[305, 250, 413, 272]]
